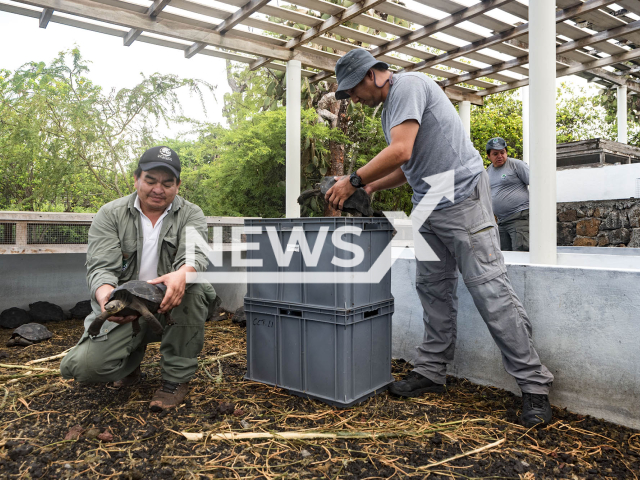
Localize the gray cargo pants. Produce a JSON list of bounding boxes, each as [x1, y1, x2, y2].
[[413, 171, 553, 394], [61, 283, 217, 384], [498, 209, 529, 252]]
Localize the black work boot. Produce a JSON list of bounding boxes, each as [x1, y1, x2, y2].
[[521, 393, 552, 428], [388, 371, 445, 397]]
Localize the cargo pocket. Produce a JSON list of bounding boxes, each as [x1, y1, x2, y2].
[[468, 221, 498, 264]]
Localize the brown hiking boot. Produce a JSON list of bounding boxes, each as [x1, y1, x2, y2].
[[149, 380, 189, 412], [112, 366, 144, 389]]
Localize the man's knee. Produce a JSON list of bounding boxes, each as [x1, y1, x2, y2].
[[174, 283, 216, 325], [416, 273, 457, 302], [60, 337, 126, 383]]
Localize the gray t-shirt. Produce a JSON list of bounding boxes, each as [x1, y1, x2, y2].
[[486, 157, 529, 221], [381, 73, 484, 209]]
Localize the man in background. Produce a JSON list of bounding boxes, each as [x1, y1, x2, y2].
[[486, 137, 530, 251]]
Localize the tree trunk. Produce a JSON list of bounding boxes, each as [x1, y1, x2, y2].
[[320, 84, 346, 217]]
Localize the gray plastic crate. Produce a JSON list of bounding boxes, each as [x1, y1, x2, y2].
[[244, 298, 394, 407], [245, 218, 394, 309]]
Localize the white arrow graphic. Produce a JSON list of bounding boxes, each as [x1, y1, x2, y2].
[[382, 170, 455, 262], [188, 170, 456, 284]]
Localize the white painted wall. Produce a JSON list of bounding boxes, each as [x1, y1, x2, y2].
[[556, 163, 640, 202], [391, 248, 640, 430]]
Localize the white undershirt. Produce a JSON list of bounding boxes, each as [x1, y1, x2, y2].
[[134, 196, 172, 281]]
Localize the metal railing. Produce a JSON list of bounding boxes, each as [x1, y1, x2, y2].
[[0, 212, 253, 254]]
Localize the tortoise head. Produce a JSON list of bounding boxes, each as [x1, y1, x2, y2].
[[104, 299, 126, 315]]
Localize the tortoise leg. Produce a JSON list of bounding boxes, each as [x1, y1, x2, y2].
[[165, 310, 175, 327], [131, 318, 141, 337], [7, 337, 33, 347], [130, 298, 164, 335], [88, 310, 117, 337]]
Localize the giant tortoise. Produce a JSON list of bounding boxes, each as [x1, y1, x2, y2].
[[88, 281, 174, 337], [7, 323, 53, 347]]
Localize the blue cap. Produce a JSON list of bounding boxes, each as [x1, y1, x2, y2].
[[486, 137, 507, 152], [335, 49, 388, 100]]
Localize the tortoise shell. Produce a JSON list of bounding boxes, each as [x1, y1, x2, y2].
[[110, 280, 167, 304], [11, 323, 53, 342], [319, 176, 373, 217]]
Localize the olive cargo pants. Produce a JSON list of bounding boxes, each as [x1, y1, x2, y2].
[[413, 172, 553, 394], [61, 283, 217, 384]]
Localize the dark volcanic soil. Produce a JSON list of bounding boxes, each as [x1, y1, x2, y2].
[[0, 318, 638, 479]]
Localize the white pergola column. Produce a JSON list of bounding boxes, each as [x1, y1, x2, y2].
[[617, 85, 628, 144], [285, 59, 301, 218], [521, 86, 529, 164], [528, 1, 557, 265], [459, 100, 471, 137]]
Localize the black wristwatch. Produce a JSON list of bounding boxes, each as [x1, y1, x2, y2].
[[349, 172, 366, 188]]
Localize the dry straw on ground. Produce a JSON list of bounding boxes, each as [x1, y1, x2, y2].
[[0, 317, 639, 479]]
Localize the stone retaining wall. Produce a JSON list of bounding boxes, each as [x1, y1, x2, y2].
[[557, 199, 640, 247]]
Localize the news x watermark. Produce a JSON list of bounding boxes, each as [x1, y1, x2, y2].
[[185, 171, 455, 284]]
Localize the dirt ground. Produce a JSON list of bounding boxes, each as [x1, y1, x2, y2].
[[0, 318, 639, 479]]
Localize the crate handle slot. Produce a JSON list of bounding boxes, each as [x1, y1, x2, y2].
[[364, 308, 380, 318], [280, 308, 302, 317], [363, 223, 383, 230], [280, 224, 304, 231]]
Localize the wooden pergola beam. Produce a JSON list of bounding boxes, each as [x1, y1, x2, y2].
[[370, 0, 515, 59], [403, 0, 619, 74], [185, 0, 271, 59], [123, 0, 172, 47], [479, 47, 640, 96], [307, 0, 514, 87], [38, 7, 53, 28], [14, 0, 338, 70], [442, 88, 484, 106], [440, 18, 640, 90], [249, 0, 386, 71]]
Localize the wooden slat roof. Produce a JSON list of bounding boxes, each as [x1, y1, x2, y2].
[[2, 0, 640, 106]]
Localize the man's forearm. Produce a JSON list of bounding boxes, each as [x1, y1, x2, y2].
[[356, 143, 410, 185], [366, 167, 407, 194]]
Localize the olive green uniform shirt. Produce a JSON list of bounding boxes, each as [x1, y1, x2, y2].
[[85, 192, 210, 336]]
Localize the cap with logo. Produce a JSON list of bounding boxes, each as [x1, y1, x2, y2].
[[138, 146, 181, 179], [486, 137, 507, 152], [335, 49, 389, 100]]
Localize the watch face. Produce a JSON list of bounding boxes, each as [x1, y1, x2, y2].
[[350, 175, 360, 187]]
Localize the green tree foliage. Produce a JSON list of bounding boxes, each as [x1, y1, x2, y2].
[[470, 90, 523, 167], [0, 48, 213, 211], [2, 47, 632, 219], [556, 83, 614, 144], [593, 85, 640, 145], [169, 108, 342, 217]]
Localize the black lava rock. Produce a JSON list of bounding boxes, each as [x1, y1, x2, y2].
[[69, 300, 92, 319], [0, 307, 30, 329], [206, 296, 224, 322], [218, 402, 235, 415], [28, 301, 64, 323], [232, 306, 246, 327]]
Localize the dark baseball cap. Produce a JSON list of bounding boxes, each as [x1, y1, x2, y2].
[[486, 137, 507, 152], [138, 146, 181, 179], [335, 49, 388, 100]]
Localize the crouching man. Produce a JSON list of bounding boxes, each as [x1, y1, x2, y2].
[[61, 146, 217, 412]]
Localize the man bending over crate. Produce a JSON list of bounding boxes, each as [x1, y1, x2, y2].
[[60, 146, 217, 412], [325, 49, 554, 428]]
